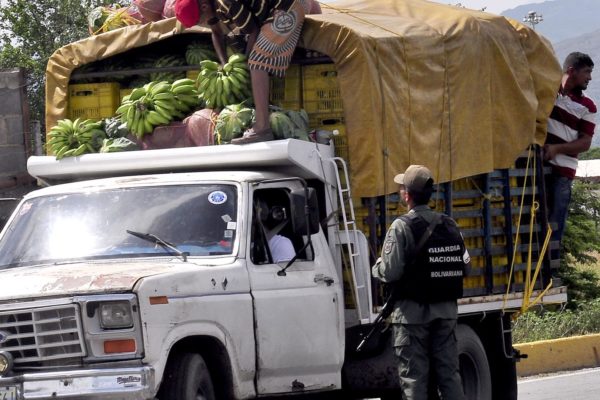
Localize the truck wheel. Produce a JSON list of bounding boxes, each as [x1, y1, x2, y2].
[[456, 324, 492, 400], [159, 352, 216, 400]]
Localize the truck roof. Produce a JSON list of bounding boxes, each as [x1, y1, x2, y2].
[[22, 171, 284, 199], [27, 139, 336, 186]]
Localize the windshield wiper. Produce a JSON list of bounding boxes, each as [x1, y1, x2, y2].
[[126, 230, 189, 262]]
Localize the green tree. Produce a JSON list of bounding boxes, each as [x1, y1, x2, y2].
[[579, 147, 600, 160], [0, 0, 106, 124], [559, 180, 600, 306]]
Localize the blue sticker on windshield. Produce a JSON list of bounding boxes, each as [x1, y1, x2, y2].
[[208, 191, 228, 205]]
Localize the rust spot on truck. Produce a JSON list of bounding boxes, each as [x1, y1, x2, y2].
[[1, 262, 177, 299]]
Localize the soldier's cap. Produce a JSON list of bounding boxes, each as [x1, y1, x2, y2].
[[394, 165, 434, 193]]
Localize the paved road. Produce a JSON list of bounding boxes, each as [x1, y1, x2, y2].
[[265, 368, 600, 399], [518, 367, 600, 400]]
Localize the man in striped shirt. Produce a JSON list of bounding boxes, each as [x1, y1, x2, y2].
[[544, 52, 596, 247]]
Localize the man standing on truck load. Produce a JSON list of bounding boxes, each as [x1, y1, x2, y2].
[[372, 165, 470, 400], [544, 52, 596, 250], [175, 0, 321, 144]]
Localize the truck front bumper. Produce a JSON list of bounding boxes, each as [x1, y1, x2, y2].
[[0, 367, 155, 399]]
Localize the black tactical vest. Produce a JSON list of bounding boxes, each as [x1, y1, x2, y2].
[[396, 213, 465, 303]]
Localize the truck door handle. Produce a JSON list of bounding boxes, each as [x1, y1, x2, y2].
[[314, 274, 334, 286]]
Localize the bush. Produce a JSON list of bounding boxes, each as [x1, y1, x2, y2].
[[513, 299, 600, 343], [514, 180, 600, 343], [560, 181, 600, 306]]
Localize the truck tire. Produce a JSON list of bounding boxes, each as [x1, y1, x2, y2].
[[159, 352, 216, 400], [456, 324, 492, 400]]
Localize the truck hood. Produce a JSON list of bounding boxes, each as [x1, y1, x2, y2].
[[0, 259, 230, 301]]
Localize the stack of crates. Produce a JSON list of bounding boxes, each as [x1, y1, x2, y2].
[[270, 64, 303, 110], [302, 64, 347, 161], [186, 70, 200, 82], [269, 63, 348, 162], [353, 163, 549, 300], [68, 83, 121, 121]]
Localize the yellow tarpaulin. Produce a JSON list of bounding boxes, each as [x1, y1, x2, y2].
[[45, 0, 561, 198]]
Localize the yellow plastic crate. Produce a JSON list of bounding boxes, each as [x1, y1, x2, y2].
[[308, 113, 347, 159], [187, 70, 200, 83], [68, 83, 120, 121], [270, 64, 302, 110], [302, 64, 343, 114]]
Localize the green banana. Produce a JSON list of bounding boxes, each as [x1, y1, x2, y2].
[[228, 54, 247, 64], [154, 92, 176, 101], [143, 117, 153, 135], [73, 144, 87, 156], [143, 81, 157, 93], [147, 110, 169, 125], [116, 102, 132, 116], [129, 87, 147, 101], [200, 60, 220, 71], [172, 78, 196, 89], [55, 146, 70, 159], [57, 119, 74, 132], [151, 81, 172, 96], [155, 99, 176, 112], [173, 84, 197, 95], [154, 105, 173, 120]]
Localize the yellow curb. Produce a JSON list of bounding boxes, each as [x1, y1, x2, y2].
[[514, 334, 600, 377]]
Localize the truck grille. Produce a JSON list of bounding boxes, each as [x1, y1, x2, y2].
[[0, 304, 86, 365]]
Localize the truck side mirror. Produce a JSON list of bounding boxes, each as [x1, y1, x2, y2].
[[289, 188, 320, 236]]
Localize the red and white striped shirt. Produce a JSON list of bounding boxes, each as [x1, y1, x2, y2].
[[546, 89, 597, 178]]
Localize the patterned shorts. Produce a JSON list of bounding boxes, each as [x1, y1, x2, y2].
[[248, 0, 311, 78]]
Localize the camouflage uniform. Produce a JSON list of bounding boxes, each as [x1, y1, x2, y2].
[[372, 205, 466, 400]]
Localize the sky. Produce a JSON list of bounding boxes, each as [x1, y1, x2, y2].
[[432, 0, 546, 14], [319, 1, 550, 16]]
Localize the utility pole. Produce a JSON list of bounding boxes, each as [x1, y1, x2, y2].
[[523, 10, 543, 30]]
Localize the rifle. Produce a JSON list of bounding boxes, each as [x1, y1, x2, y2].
[[355, 286, 398, 353], [356, 213, 442, 353]]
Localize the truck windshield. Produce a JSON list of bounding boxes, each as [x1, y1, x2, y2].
[[0, 184, 238, 269]]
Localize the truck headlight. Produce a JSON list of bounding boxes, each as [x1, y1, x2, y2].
[[100, 301, 133, 329]]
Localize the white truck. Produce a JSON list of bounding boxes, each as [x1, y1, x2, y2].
[[0, 139, 566, 400]]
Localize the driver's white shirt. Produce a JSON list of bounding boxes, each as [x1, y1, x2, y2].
[[268, 234, 296, 263]]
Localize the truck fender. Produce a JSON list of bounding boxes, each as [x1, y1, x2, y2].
[[151, 323, 256, 399]]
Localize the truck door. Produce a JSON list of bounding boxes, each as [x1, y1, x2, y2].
[[247, 187, 344, 394]]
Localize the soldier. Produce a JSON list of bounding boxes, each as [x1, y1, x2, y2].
[[372, 165, 470, 400]]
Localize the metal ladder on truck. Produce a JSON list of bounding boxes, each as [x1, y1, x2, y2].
[[324, 155, 372, 324]]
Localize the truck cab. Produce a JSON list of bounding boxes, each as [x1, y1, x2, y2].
[[0, 140, 372, 399]]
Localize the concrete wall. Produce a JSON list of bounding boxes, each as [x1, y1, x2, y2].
[[515, 334, 600, 376], [0, 68, 36, 229]]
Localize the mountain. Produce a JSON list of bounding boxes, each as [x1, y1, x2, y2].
[[553, 28, 600, 102], [501, 0, 600, 43]]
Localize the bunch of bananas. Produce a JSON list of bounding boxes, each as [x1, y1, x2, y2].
[[150, 55, 186, 83], [269, 109, 311, 140], [171, 78, 200, 115], [116, 79, 199, 138], [46, 118, 107, 159], [185, 43, 217, 66], [197, 54, 252, 110]]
